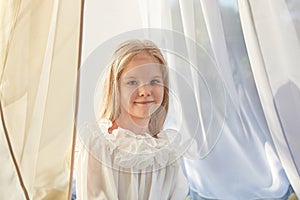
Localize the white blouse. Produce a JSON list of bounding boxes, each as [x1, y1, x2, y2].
[[76, 119, 189, 200]]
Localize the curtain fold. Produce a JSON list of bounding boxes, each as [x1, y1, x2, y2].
[[139, 0, 296, 199], [238, 0, 300, 197], [0, 2, 27, 199], [0, 0, 82, 199]]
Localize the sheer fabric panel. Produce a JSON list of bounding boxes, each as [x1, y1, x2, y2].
[[139, 0, 293, 199], [0, 0, 82, 199], [238, 0, 300, 197]]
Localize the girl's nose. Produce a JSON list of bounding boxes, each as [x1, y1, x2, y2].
[[138, 84, 151, 97]]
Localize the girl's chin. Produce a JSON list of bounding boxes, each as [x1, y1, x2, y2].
[[129, 114, 152, 120], [130, 108, 158, 118]]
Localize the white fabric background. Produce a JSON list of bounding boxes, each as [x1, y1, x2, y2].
[[239, 0, 300, 197], [139, 0, 299, 199], [1, 0, 299, 199]]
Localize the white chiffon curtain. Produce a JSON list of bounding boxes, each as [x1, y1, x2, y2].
[[139, 0, 299, 199], [239, 0, 300, 197], [1, 0, 299, 199], [0, 0, 82, 199]]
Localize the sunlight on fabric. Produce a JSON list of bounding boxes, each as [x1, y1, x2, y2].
[[1, 0, 299, 199], [81, 0, 142, 61], [140, 0, 298, 199], [0, 0, 82, 199], [239, 0, 300, 197]]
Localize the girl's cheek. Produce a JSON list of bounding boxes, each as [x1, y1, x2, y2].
[[154, 86, 164, 96], [124, 88, 137, 101]]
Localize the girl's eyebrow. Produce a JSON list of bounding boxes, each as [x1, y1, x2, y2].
[[152, 75, 163, 79], [123, 76, 137, 80]]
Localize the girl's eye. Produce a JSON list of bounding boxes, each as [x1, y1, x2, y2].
[[127, 80, 138, 85], [150, 79, 160, 85]]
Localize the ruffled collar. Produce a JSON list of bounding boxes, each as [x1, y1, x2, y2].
[[80, 119, 182, 170]]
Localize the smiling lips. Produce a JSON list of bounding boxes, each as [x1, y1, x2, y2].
[[134, 100, 155, 105]]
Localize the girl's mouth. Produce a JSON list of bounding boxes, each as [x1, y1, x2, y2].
[[134, 101, 154, 105]]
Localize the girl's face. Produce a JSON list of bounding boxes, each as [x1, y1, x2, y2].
[[118, 53, 165, 122]]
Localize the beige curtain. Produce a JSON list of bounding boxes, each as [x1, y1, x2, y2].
[[238, 0, 300, 197], [0, 0, 82, 199]]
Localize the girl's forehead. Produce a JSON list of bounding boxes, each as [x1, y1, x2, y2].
[[121, 64, 163, 79], [121, 53, 163, 76]]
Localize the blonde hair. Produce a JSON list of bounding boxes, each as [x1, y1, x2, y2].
[[98, 39, 169, 135]]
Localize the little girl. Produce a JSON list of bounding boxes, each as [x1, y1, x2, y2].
[[76, 39, 189, 199]]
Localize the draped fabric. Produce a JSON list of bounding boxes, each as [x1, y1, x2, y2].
[[139, 0, 298, 199], [1, 0, 299, 199], [239, 0, 300, 197], [0, 0, 82, 199]]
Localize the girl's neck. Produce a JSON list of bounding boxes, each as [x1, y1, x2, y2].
[[116, 114, 150, 135]]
